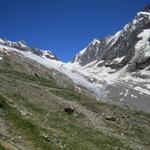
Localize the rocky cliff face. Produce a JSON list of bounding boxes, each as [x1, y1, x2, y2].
[[72, 6, 150, 72]]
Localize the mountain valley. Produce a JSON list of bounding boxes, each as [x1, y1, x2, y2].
[[0, 5, 150, 150]]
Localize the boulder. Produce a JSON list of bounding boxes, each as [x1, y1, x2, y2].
[[64, 106, 74, 114], [105, 115, 116, 121]]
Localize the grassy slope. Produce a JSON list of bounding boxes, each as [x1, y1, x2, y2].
[[0, 69, 150, 150]]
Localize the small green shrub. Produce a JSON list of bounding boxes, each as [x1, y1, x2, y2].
[[0, 143, 6, 150]]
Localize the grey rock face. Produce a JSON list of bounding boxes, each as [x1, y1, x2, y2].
[[72, 8, 150, 72], [143, 4, 150, 12]]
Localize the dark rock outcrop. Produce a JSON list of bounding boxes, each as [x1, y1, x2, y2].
[[143, 4, 150, 12], [64, 106, 74, 114]]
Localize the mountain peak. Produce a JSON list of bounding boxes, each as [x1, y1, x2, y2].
[[91, 39, 100, 45], [143, 4, 150, 12], [0, 38, 59, 61]]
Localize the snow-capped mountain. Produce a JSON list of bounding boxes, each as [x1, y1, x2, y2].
[[69, 5, 150, 112], [72, 7, 150, 71], [0, 38, 106, 99], [0, 38, 58, 60]]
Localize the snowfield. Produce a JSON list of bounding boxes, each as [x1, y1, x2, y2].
[[1, 36, 150, 112], [0, 44, 106, 98], [135, 29, 150, 57], [1, 41, 150, 99]]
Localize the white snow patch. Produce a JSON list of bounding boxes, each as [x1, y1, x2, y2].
[[135, 29, 150, 57], [112, 56, 125, 63], [109, 30, 122, 48], [123, 24, 129, 31], [140, 68, 150, 76], [52, 72, 56, 76], [69, 61, 128, 85], [139, 92, 143, 95], [91, 39, 100, 45], [120, 98, 124, 101], [18, 41, 27, 48], [145, 84, 150, 89], [124, 89, 129, 96], [105, 36, 114, 44], [119, 92, 123, 95], [98, 60, 104, 64], [0, 39, 5, 44], [82, 60, 98, 68], [134, 86, 150, 95], [131, 94, 137, 98], [137, 12, 150, 18], [79, 48, 87, 56], [121, 72, 150, 84], [42, 50, 55, 58], [0, 44, 106, 98], [133, 19, 137, 25]]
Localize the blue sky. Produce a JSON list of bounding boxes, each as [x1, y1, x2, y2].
[[0, 0, 149, 62]]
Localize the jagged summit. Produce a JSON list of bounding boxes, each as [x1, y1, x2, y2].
[[72, 7, 150, 70], [0, 38, 58, 60], [143, 4, 150, 12]]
